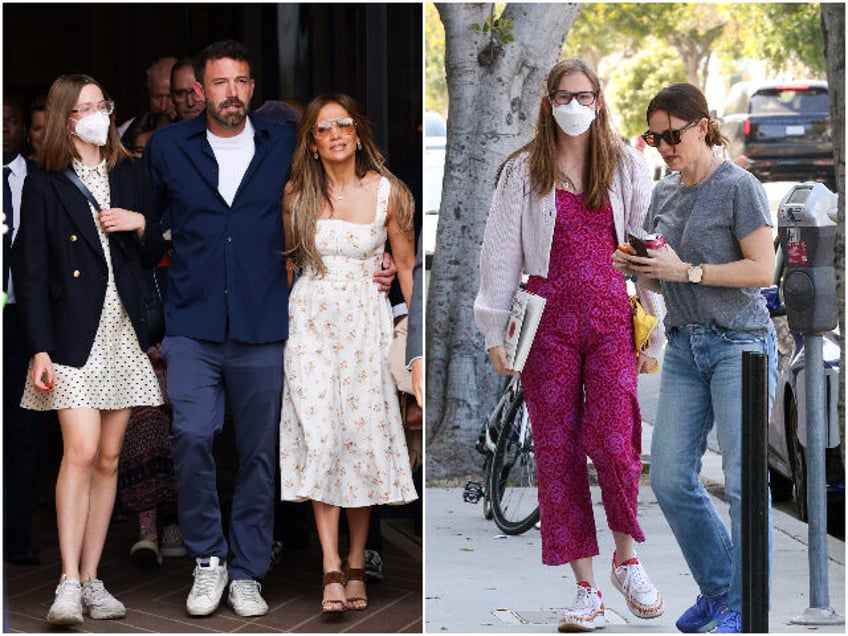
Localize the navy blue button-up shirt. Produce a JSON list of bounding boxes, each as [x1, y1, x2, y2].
[[145, 113, 295, 343]]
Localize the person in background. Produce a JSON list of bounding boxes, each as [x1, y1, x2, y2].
[[279, 93, 417, 614], [13, 74, 165, 625], [118, 56, 177, 137], [170, 57, 206, 121], [117, 113, 185, 567], [613, 82, 777, 634], [475, 58, 665, 632], [3, 92, 50, 568], [27, 95, 47, 162]]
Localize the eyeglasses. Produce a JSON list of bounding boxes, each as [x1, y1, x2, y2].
[[172, 89, 196, 102], [548, 90, 598, 107], [313, 117, 356, 138], [70, 100, 114, 117], [641, 120, 699, 147]]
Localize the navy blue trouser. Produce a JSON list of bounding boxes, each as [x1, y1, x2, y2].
[[161, 335, 284, 581]]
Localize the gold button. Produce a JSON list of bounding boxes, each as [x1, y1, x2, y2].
[[70, 234, 78, 242], [73, 270, 80, 278]]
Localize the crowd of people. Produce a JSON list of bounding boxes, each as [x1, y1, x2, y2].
[[4, 40, 423, 626]]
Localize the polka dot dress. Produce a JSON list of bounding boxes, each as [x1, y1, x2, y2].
[[20, 159, 164, 411]]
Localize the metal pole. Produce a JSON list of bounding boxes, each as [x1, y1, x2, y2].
[[790, 334, 841, 625], [741, 351, 769, 634]]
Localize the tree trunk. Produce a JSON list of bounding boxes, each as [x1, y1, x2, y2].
[[821, 4, 845, 463], [426, 3, 579, 480]]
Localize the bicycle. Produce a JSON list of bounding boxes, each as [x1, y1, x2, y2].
[[463, 373, 540, 534]]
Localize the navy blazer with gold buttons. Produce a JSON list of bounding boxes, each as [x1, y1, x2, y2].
[[12, 158, 165, 367]]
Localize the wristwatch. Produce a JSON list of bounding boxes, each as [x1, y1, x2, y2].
[[687, 263, 703, 284]]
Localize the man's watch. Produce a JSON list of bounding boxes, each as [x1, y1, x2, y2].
[[687, 263, 703, 284]]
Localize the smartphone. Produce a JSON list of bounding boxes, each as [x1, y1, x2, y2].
[[628, 234, 665, 258]]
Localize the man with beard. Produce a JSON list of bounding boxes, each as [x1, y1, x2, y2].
[[144, 40, 291, 619]]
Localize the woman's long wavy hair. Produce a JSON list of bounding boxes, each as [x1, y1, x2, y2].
[[287, 93, 414, 274], [499, 58, 623, 211], [39, 74, 130, 173]]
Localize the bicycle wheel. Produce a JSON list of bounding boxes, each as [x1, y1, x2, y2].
[[489, 390, 539, 534]]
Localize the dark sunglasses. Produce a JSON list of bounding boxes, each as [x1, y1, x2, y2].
[[641, 119, 699, 148]]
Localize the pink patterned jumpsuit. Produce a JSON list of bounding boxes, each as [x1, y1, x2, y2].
[[522, 189, 645, 566]]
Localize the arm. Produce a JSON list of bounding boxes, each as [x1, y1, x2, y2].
[[406, 235, 423, 407], [282, 182, 296, 289], [386, 208, 415, 307]]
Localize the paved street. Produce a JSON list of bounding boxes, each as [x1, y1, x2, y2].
[[425, 420, 845, 633]]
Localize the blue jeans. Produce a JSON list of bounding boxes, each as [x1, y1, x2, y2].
[[650, 322, 777, 612]]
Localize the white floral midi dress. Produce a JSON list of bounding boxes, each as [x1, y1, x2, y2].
[[279, 176, 418, 507], [20, 159, 163, 411]]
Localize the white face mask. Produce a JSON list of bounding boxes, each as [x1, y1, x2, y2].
[[72, 111, 111, 146], [552, 100, 596, 137]]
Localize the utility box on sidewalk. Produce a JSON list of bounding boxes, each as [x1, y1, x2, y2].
[[776, 182, 838, 334]]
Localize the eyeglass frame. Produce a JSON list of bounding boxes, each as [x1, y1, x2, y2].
[[640, 119, 699, 148], [548, 90, 599, 107], [70, 99, 115, 117], [313, 117, 357, 138]]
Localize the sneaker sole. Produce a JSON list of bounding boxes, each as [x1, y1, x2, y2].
[[84, 607, 126, 620], [161, 546, 188, 558], [610, 572, 664, 619], [47, 611, 84, 625], [229, 603, 269, 617], [557, 614, 607, 632]]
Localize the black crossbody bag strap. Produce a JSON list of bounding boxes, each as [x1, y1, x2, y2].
[[62, 167, 162, 300]]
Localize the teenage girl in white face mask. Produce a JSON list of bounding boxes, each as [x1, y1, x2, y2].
[[12, 74, 166, 626], [474, 58, 666, 632]]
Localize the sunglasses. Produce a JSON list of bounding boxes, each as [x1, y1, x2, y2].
[[313, 117, 356, 138], [641, 119, 699, 148]]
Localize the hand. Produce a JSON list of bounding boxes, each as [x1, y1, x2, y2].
[[373, 252, 397, 293], [32, 352, 55, 392], [487, 345, 515, 376], [411, 357, 423, 408], [615, 242, 689, 283], [98, 207, 145, 234], [637, 352, 658, 374]]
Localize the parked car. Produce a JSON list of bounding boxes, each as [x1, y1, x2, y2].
[[762, 242, 843, 525], [720, 80, 835, 189]]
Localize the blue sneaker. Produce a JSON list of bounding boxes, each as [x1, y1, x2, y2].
[[709, 609, 741, 633], [675, 592, 729, 632]]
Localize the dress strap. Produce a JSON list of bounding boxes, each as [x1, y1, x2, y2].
[[374, 176, 390, 227]]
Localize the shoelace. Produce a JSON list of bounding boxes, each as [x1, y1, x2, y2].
[[619, 562, 653, 593], [56, 580, 81, 602], [192, 566, 220, 596], [232, 581, 262, 604], [568, 586, 593, 611]]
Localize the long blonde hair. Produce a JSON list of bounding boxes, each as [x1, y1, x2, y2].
[[498, 58, 623, 211], [287, 93, 414, 274]]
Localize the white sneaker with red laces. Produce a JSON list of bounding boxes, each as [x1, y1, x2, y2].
[[557, 582, 606, 632], [609, 551, 664, 619]]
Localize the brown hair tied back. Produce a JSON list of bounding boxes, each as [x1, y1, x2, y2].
[[646, 83, 728, 149]]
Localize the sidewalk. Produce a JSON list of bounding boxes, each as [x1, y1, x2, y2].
[[425, 421, 845, 633]]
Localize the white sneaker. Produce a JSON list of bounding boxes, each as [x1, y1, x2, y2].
[[81, 578, 126, 619], [610, 551, 664, 619], [557, 583, 606, 632], [186, 556, 228, 616], [47, 576, 83, 625], [228, 579, 269, 617]]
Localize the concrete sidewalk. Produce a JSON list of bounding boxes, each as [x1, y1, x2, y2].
[[425, 422, 845, 633]]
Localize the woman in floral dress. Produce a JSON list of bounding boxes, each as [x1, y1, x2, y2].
[[279, 93, 418, 614]]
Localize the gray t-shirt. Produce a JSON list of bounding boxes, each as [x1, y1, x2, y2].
[[644, 160, 773, 333]]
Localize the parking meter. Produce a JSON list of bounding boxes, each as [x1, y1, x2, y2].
[[776, 183, 838, 334]]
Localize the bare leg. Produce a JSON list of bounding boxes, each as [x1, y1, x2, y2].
[[55, 408, 101, 580], [570, 556, 595, 587], [312, 500, 345, 608], [344, 506, 370, 610], [79, 409, 130, 580]]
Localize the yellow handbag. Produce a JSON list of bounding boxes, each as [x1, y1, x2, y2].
[[631, 295, 659, 374]]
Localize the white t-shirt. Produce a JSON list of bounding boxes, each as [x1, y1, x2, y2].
[[207, 118, 255, 207]]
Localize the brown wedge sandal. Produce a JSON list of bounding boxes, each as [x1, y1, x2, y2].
[[343, 563, 368, 611], [321, 570, 347, 614]]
